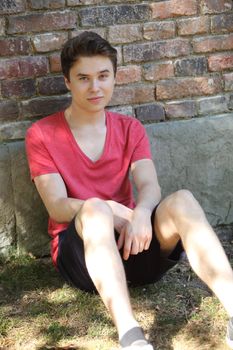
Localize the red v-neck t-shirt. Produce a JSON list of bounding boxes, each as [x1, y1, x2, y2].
[[26, 110, 152, 265]]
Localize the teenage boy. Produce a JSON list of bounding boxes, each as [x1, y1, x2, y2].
[[26, 31, 233, 350]]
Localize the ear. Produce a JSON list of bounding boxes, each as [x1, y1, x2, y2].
[[64, 76, 71, 90]]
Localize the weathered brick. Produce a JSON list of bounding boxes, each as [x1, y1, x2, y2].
[[0, 17, 5, 35], [71, 28, 106, 39], [165, 100, 197, 119], [0, 0, 26, 14], [224, 73, 233, 91], [49, 53, 62, 73], [32, 32, 68, 53], [151, 0, 197, 19], [178, 16, 209, 36], [0, 38, 30, 57], [21, 96, 71, 118], [8, 11, 77, 34], [198, 95, 229, 115], [67, 0, 102, 5], [29, 0, 65, 9], [201, 0, 232, 14], [123, 39, 191, 63], [116, 65, 141, 85], [110, 85, 155, 106], [135, 103, 165, 122], [193, 34, 233, 53], [0, 100, 19, 121], [229, 94, 233, 109], [208, 53, 233, 71], [175, 57, 208, 76], [108, 24, 142, 44], [143, 21, 175, 40], [156, 76, 222, 100], [0, 56, 49, 80], [79, 5, 151, 27], [1, 79, 36, 98], [143, 61, 174, 81], [0, 121, 32, 141], [211, 13, 233, 33], [37, 76, 67, 95], [108, 105, 134, 116]]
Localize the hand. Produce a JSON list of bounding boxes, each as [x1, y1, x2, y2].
[[118, 207, 152, 260]]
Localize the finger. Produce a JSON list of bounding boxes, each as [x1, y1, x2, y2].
[[123, 235, 133, 260], [144, 237, 152, 250], [117, 230, 125, 250], [131, 239, 140, 255]]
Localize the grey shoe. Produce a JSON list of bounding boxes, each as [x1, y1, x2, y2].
[[123, 345, 154, 350], [226, 317, 233, 349]]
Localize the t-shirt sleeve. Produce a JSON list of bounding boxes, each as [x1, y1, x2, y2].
[[25, 124, 59, 180], [130, 119, 152, 163]]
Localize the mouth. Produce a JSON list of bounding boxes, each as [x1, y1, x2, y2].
[[87, 96, 104, 103]]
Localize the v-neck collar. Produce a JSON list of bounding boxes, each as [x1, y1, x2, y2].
[[60, 110, 111, 165]]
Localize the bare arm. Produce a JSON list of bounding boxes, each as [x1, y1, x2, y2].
[[119, 159, 161, 260], [34, 173, 84, 223]]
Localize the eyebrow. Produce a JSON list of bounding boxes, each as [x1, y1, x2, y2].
[[77, 69, 110, 77]]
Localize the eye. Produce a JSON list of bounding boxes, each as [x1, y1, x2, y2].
[[99, 74, 109, 80], [79, 76, 89, 81]]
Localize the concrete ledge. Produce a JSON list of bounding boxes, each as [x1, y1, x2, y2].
[[0, 113, 232, 256]]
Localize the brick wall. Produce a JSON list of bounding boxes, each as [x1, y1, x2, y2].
[[0, 0, 233, 141]]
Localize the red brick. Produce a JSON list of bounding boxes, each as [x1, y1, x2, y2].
[[0, 0, 26, 14], [37, 76, 67, 95], [156, 76, 222, 100], [0, 56, 49, 80], [1, 79, 36, 98], [135, 103, 165, 122], [178, 16, 210, 36], [151, 0, 197, 19], [193, 33, 233, 53], [224, 72, 233, 91], [0, 38, 30, 57], [143, 61, 174, 81], [123, 39, 191, 63], [201, 0, 232, 14], [208, 53, 233, 71], [71, 28, 106, 39], [116, 65, 141, 85], [49, 53, 62, 73], [165, 100, 197, 119], [0, 100, 19, 121], [0, 18, 5, 35], [21, 96, 71, 118], [29, 0, 65, 9], [108, 24, 142, 44], [143, 21, 175, 40], [67, 0, 102, 5], [211, 13, 233, 33], [8, 11, 77, 34], [32, 32, 68, 53], [110, 85, 155, 106]]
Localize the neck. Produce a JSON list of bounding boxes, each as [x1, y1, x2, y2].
[[65, 105, 106, 128]]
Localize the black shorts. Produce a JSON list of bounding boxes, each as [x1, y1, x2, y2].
[[57, 208, 183, 293]]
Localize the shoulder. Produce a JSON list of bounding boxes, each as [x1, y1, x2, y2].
[[26, 111, 63, 139], [107, 110, 143, 130]]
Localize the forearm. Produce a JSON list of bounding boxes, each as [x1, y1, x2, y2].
[[48, 197, 84, 223], [134, 183, 161, 214]]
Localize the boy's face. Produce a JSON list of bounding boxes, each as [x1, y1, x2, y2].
[[64, 55, 115, 114]]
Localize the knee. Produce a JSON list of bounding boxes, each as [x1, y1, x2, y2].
[[80, 197, 113, 220], [168, 189, 201, 217]]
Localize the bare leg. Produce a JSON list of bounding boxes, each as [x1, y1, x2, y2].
[[75, 198, 139, 339], [154, 190, 233, 317]]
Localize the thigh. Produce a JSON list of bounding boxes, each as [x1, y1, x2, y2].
[[57, 219, 96, 293]]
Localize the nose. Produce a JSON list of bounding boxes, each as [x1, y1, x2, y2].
[[90, 79, 100, 91]]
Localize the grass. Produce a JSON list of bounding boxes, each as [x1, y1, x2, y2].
[[0, 237, 232, 350]]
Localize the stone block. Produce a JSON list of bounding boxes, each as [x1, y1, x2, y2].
[[0, 144, 15, 255], [8, 142, 49, 256], [146, 113, 233, 226]]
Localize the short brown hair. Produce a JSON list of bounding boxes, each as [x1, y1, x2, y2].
[[61, 31, 118, 80]]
